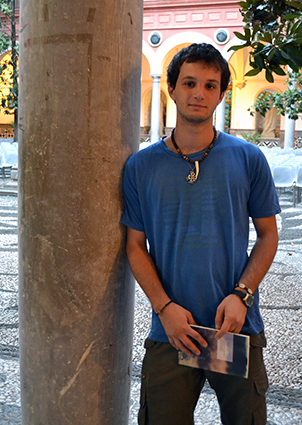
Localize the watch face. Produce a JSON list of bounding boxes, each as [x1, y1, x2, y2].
[[244, 294, 254, 307]]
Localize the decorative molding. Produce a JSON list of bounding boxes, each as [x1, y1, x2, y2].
[[214, 28, 230, 45], [235, 80, 246, 90], [148, 31, 163, 47]]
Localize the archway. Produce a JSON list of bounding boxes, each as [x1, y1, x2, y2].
[[143, 89, 167, 137], [255, 90, 280, 138]]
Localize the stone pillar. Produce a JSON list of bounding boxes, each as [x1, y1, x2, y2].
[[216, 94, 226, 132], [284, 114, 295, 148], [18, 1, 143, 424], [150, 74, 161, 143], [283, 70, 296, 149]]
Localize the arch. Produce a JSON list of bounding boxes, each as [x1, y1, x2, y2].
[[142, 40, 155, 72], [141, 88, 167, 136], [142, 53, 151, 79], [149, 32, 219, 75], [228, 63, 236, 82], [221, 38, 245, 62], [228, 47, 249, 89], [254, 89, 281, 138], [253, 86, 283, 102]]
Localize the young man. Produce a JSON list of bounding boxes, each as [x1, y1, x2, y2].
[[122, 43, 280, 425]]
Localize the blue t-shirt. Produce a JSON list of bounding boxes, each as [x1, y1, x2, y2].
[[121, 132, 281, 342]]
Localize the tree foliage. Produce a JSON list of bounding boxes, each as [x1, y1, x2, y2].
[[0, 0, 18, 139], [248, 71, 302, 120], [229, 0, 302, 82]]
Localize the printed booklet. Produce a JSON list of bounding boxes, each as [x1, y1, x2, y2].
[[178, 325, 250, 378]]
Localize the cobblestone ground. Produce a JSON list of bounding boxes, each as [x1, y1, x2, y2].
[[0, 188, 302, 424]]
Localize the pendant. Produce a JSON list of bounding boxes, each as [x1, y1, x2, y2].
[[186, 161, 200, 184], [187, 170, 197, 184]]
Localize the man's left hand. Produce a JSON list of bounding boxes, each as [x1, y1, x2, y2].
[[214, 294, 247, 340]]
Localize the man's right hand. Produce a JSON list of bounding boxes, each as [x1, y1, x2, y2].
[[158, 302, 208, 356]]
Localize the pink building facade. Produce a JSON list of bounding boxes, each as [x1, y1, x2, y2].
[[141, 0, 302, 147], [143, 0, 243, 45]]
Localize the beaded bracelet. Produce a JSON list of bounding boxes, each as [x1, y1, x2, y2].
[[156, 300, 173, 316]]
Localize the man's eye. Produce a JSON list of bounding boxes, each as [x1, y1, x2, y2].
[[207, 84, 216, 89], [185, 82, 195, 87]]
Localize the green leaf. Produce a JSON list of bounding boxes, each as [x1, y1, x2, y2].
[[254, 53, 265, 69], [267, 47, 277, 63], [238, 1, 248, 7], [274, 66, 286, 76], [286, 1, 302, 12], [280, 50, 291, 60], [292, 34, 302, 43], [245, 68, 261, 77], [259, 32, 273, 43], [233, 31, 248, 41], [266, 69, 274, 83], [282, 13, 301, 19], [228, 44, 245, 52], [244, 26, 251, 39], [252, 23, 260, 38]]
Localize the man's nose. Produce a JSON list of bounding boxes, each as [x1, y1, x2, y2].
[[193, 85, 205, 99]]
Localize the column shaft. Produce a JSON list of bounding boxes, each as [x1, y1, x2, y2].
[[215, 94, 226, 133], [284, 115, 295, 148], [150, 74, 161, 143], [18, 1, 143, 424]]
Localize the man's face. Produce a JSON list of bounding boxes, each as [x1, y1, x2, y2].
[[168, 61, 224, 126]]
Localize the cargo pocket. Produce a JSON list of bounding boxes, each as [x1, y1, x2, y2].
[[249, 331, 269, 425], [138, 375, 147, 425], [254, 367, 269, 397], [249, 331, 267, 379], [138, 338, 157, 425]]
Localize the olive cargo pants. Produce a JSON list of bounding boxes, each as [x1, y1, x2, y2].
[[138, 332, 268, 425]]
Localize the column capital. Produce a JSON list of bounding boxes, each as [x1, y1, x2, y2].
[[150, 73, 161, 81]]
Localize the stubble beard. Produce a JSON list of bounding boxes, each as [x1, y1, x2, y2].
[[178, 109, 213, 126]]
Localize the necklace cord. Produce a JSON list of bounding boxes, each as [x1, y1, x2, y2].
[[171, 127, 217, 165]]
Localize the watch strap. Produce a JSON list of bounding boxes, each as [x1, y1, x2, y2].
[[231, 288, 254, 307]]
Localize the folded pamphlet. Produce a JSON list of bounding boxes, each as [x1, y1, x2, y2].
[[178, 325, 250, 378]]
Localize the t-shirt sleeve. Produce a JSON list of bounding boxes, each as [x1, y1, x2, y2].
[[121, 156, 145, 232], [247, 150, 281, 218]]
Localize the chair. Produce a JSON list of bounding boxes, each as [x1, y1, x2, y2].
[[268, 158, 283, 173], [0, 142, 18, 166], [269, 163, 274, 176], [273, 165, 296, 206], [283, 159, 301, 176], [283, 148, 295, 155], [0, 166, 12, 180], [295, 166, 302, 205]]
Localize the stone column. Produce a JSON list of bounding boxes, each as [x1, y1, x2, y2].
[[284, 114, 295, 148], [18, 1, 143, 424], [215, 94, 226, 132], [283, 70, 296, 149], [150, 74, 161, 143]]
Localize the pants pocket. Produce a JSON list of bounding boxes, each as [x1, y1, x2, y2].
[[252, 372, 268, 425], [138, 377, 147, 425], [138, 338, 155, 425], [250, 341, 269, 425]]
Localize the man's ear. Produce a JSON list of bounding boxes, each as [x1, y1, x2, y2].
[[168, 83, 175, 102]]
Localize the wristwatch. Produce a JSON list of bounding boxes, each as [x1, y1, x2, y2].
[[231, 288, 254, 307]]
